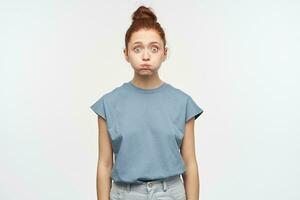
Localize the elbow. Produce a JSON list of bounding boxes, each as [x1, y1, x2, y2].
[[184, 157, 198, 168], [98, 159, 113, 170]]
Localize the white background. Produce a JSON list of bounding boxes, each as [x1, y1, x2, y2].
[[1, 0, 299, 199]]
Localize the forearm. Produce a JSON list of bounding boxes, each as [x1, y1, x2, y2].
[[96, 161, 112, 200], [182, 161, 200, 200]]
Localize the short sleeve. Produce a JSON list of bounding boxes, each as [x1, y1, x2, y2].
[[90, 96, 106, 120], [185, 95, 204, 123]]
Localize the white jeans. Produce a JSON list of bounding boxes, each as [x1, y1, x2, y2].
[[110, 175, 186, 200]]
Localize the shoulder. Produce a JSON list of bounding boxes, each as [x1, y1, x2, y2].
[[92, 82, 128, 105], [165, 83, 204, 122], [90, 83, 127, 118], [166, 83, 191, 101]]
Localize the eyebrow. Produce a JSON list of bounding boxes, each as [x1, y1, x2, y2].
[[132, 41, 160, 46]]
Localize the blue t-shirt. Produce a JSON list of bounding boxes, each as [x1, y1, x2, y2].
[[90, 81, 204, 184]]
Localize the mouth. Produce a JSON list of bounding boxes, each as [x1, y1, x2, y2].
[[140, 64, 151, 68]]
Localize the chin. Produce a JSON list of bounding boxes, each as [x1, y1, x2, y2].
[[136, 69, 153, 75], [139, 71, 153, 76]]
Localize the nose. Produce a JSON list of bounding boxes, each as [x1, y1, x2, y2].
[[142, 49, 150, 61]]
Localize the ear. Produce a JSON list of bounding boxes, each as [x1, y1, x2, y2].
[[123, 48, 129, 62], [162, 47, 168, 61]]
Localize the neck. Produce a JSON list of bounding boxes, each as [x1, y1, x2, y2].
[[131, 73, 164, 89]]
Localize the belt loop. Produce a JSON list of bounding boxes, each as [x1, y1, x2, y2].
[[126, 183, 130, 192], [163, 180, 167, 191]]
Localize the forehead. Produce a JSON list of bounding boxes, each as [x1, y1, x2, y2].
[[129, 29, 163, 45]]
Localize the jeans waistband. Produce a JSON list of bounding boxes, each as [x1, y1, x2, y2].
[[112, 175, 182, 194]]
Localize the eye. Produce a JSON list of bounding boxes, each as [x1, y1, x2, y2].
[[133, 46, 142, 53], [151, 46, 159, 53]]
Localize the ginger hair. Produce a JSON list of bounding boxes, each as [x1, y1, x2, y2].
[[124, 5, 167, 53]]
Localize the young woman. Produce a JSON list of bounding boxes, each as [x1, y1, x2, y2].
[[90, 5, 204, 200]]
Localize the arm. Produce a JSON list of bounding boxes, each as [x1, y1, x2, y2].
[[181, 117, 200, 200], [96, 116, 113, 200]]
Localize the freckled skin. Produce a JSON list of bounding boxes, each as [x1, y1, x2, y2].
[[123, 29, 168, 78]]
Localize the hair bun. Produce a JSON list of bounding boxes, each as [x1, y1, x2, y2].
[[132, 5, 157, 22]]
